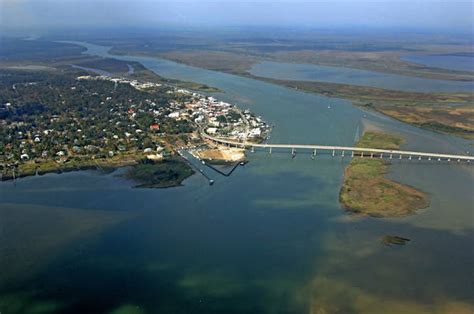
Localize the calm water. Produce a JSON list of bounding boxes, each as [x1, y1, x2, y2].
[[402, 54, 474, 73], [250, 61, 474, 93], [1, 43, 473, 314]]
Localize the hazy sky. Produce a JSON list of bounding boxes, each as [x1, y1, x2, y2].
[[1, 0, 472, 33]]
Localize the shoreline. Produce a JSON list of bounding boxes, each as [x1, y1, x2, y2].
[[1, 157, 139, 182], [1, 155, 196, 190]]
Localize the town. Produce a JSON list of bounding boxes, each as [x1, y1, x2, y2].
[[0, 69, 270, 179]]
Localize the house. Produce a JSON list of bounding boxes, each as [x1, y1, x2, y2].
[[149, 123, 160, 131], [168, 111, 180, 119], [249, 128, 261, 137], [194, 115, 204, 123]]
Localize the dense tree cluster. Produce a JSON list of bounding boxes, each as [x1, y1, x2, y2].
[[0, 69, 195, 165]]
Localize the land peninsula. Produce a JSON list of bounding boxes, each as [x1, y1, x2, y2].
[[0, 42, 270, 187], [339, 131, 429, 217]]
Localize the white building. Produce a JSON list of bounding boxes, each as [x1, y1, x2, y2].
[[249, 128, 261, 137], [168, 112, 180, 119], [206, 127, 218, 135]]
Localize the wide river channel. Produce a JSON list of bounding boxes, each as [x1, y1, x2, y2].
[[1, 43, 473, 314]]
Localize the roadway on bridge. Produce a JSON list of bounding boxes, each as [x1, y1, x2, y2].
[[201, 133, 474, 162]]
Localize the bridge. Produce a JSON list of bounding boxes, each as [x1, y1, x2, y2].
[[201, 133, 474, 163]]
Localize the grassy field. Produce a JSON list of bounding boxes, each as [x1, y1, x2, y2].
[[339, 132, 429, 218], [158, 50, 260, 76], [355, 132, 404, 149], [375, 105, 474, 139]]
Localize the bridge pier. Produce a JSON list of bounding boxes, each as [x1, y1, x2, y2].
[[399, 155, 402, 159], [409, 155, 412, 160], [370, 153, 374, 158], [380, 153, 383, 159], [341, 150, 345, 157], [390, 154, 393, 159], [251, 146, 254, 153], [332, 149, 335, 157], [351, 151, 354, 158], [361, 152, 364, 158], [269, 147, 272, 154], [418, 156, 422, 161]]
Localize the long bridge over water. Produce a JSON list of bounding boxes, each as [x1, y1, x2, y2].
[[202, 133, 474, 163]]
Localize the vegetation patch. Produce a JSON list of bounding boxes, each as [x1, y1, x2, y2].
[[381, 235, 411, 246], [375, 105, 474, 139], [124, 157, 194, 188], [339, 132, 429, 217]]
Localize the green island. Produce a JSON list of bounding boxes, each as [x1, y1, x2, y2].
[[339, 131, 429, 217], [124, 157, 195, 188]]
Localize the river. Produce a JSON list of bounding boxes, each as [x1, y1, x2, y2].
[[0, 42, 473, 314], [249, 60, 474, 93]]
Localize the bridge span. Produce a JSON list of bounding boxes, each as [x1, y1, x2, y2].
[[201, 133, 474, 163]]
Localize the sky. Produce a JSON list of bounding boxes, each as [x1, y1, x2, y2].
[[0, 0, 473, 33]]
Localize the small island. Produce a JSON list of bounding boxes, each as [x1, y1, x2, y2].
[[339, 131, 429, 217]]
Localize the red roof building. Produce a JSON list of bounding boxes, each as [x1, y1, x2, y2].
[[149, 123, 160, 130]]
